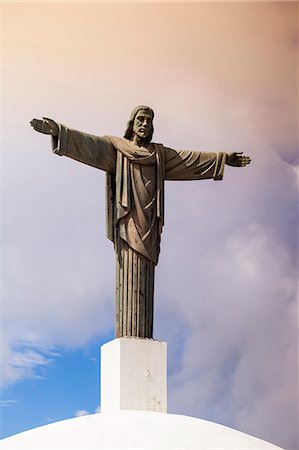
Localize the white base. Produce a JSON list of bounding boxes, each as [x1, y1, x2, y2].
[[100, 338, 167, 413], [1, 411, 284, 449]]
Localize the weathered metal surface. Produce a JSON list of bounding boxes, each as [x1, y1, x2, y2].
[[30, 107, 251, 339]]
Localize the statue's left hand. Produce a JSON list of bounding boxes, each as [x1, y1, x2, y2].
[[30, 117, 59, 136], [226, 152, 251, 167]]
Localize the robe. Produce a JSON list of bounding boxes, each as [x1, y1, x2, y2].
[[52, 124, 226, 338]]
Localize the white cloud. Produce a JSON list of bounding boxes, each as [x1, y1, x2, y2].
[[155, 157, 297, 449], [74, 406, 100, 417], [2, 160, 115, 386], [289, 162, 299, 183], [46, 417, 55, 423], [0, 400, 17, 407], [74, 409, 90, 417], [1, 338, 57, 386]]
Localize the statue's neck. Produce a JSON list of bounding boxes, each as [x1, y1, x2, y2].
[[132, 135, 147, 148]]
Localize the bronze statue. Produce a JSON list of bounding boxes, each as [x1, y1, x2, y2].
[[30, 106, 251, 339]]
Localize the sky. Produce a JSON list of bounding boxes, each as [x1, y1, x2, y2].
[[1, 2, 298, 449]]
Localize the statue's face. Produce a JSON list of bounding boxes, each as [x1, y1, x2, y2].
[[133, 109, 153, 140]]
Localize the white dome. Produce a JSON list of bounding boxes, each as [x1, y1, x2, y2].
[[1, 410, 283, 450]]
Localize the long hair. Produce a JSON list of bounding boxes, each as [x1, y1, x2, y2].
[[124, 105, 154, 145]]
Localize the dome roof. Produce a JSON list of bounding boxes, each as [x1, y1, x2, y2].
[[1, 410, 283, 450]]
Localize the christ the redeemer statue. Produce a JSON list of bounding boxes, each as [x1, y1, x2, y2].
[[30, 106, 251, 339]]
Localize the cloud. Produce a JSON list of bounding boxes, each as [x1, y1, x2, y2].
[[2, 158, 115, 386], [1, 338, 57, 386], [46, 417, 55, 423], [74, 409, 90, 417], [289, 162, 299, 182], [0, 400, 17, 407], [160, 223, 297, 447], [74, 406, 100, 417], [155, 153, 298, 449]]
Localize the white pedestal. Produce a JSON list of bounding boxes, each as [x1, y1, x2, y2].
[[100, 338, 167, 413]]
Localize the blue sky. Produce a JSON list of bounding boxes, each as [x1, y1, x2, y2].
[[1, 2, 298, 450], [2, 344, 102, 437]]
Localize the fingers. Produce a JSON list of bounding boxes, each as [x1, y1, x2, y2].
[[30, 118, 44, 130], [242, 156, 251, 164], [30, 118, 41, 127], [30, 118, 51, 134], [227, 152, 251, 167], [239, 155, 251, 166]]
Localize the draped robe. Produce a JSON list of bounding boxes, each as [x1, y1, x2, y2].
[[52, 124, 226, 338]]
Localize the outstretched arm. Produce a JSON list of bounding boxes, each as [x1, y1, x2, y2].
[[164, 146, 251, 181], [164, 146, 226, 180], [30, 117, 116, 174]]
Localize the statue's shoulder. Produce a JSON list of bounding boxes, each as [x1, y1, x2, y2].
[[104, 135, 125, 147], [150, 142, 164, 150]]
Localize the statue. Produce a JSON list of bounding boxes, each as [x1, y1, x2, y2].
[[30, 106, 251, 339]]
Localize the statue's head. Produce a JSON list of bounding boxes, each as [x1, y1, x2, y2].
[[124, 105, 154, 145]]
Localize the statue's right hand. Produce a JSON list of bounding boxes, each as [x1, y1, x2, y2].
[[30, 117, 59, 136]]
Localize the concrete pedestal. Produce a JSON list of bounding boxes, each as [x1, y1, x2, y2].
[[100, 338, 167, 413]]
